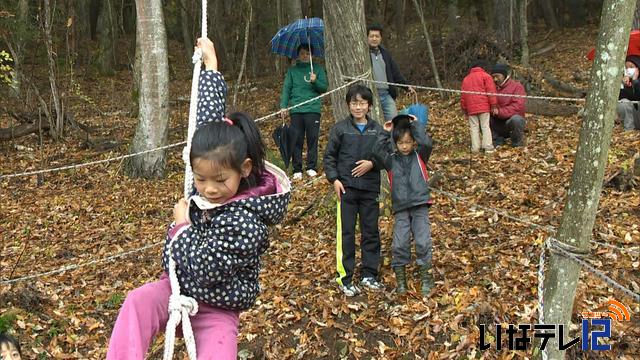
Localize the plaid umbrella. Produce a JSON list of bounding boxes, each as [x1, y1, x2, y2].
[[271, 17, 324, 59]]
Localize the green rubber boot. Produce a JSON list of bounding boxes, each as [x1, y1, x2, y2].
[[393, 266, 408, 295], [420, 264, 435, 296]]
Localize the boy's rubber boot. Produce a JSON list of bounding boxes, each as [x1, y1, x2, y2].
[[420, 264, 434, 296], [393, 266, 408, 295]]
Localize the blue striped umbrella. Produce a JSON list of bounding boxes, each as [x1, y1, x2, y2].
[[270, 17, 324, 59]]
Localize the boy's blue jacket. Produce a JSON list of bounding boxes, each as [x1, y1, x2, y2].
[[323, 115, 383, 191], [373, 121, 433, 213]]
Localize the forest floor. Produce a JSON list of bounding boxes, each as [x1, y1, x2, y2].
[[1, 24, 640, 359]]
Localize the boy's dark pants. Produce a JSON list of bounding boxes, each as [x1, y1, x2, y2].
[[336, 187, 380, 286], [291, 112, 321, 173]]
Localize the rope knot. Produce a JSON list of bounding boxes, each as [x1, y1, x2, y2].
[[168, 294, 199, 316]]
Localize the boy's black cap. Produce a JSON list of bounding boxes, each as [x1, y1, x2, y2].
[[391, 114, 413, 128], [491, 63, 510, 77]]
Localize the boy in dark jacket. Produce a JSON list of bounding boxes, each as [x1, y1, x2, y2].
[[461, 60, 498, 153], [323, 84, 384, 297], [374, 115, 435, 296]]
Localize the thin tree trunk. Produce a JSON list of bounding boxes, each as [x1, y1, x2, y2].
[[97, 0, 116, 75], [126, 0, 170, 179], [323, 0, 382, 122], [634, 0, 640, 29], [232, 0, 252, 110], [43, 0, 64, 140], [8, 0, 29, 97], [542, 1, 636, 359], [539, 0, 560, 30], [519, 0, 529, 67], [446, 0, 459, 30], [275, 0, 284, 75], [412, 0, 442, 89], [180, 0, 193, 61], [284, 0, 302, 22]]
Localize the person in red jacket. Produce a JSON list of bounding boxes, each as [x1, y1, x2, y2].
[[490, 64, 526, 147], [460, 60, 498, 153]]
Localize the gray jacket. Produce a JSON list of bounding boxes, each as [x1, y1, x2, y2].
[[374, 122, 433, 213]]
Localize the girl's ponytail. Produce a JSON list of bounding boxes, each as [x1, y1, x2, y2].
[[227, 112, 266, 182]]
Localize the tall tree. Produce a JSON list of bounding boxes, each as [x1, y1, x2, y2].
[[542, 0, 636, 358], [284, 0, 302, 22], [125, 0, 170, 179], [634, 0, 640, 29], [323, 0, 382, 122], [179, 0, 194, 61], [43, 0, 64, 139], [412, 0, 442, 89], [519, 0, 529, 66], [7, 0, 29, 96], [539, 0, 559, 30], [96, 0, 117, 75]]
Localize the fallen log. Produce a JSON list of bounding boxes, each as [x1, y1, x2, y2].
[[531, 43, 556, 58], [525, 98, 581, 116], [543, 72, 588, 97], [0, 122, 50, 141]]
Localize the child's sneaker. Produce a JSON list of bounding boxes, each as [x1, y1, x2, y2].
[[293, 172, 302, 180], [306, 169, 317, 177], [340, 283, 361, 297], [360, 277, 384, 291]]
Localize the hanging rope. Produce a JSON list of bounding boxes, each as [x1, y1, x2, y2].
[[164, 1, 208, 359]]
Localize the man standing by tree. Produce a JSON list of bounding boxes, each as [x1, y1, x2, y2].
[[367, 23, 416, 121], [489, 63, 527, 147]]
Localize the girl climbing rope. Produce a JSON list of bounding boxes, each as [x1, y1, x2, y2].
[[106, 38, 291, 360]]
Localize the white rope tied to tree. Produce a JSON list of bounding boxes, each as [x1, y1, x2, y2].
[[166, 0, 207, 358]]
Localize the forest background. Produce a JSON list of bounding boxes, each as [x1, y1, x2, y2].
[[1, 0, 640, 359]]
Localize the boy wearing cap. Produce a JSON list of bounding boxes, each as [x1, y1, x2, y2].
[[490, 64, 527, 147], [373, 115, 435, 296], [618, 55, 640, 131]]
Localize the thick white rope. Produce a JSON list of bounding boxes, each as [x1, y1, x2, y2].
[[164, 0, 208, 358]]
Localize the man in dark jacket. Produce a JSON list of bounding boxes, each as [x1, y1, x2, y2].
[[490, 64, 527, 147], [323, 84, 384, 297], [367, 23, 416, 121]]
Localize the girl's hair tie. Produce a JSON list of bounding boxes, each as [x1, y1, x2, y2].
[[223, 117, 234, 125]]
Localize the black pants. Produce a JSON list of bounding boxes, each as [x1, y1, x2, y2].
[[291, 112, 320, 173], [490, 115, 526, 146], [336, 187, 380, 286]]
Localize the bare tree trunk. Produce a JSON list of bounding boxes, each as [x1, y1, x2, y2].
[[446, 0, 459, 30], [539, 0, 560, 30], [180, 0, 193, 61], [412, 0, 442, 89], [275, 0, 284, 75], [126, 0, 170, 179], [7, 0, 29, 97], [365, 0, 382, 20], [634, 0, 640, 29], [43, 0, 64, 140], [97, 0, 117, 75], [542, 1, 636, 359], [232, 0, 252, 110], [392, 0, 405, 34], [519, 0, 529, 66], [493, 0, 512, 52], [284, 0, 302, 22], [323, 0, 382, 122]]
